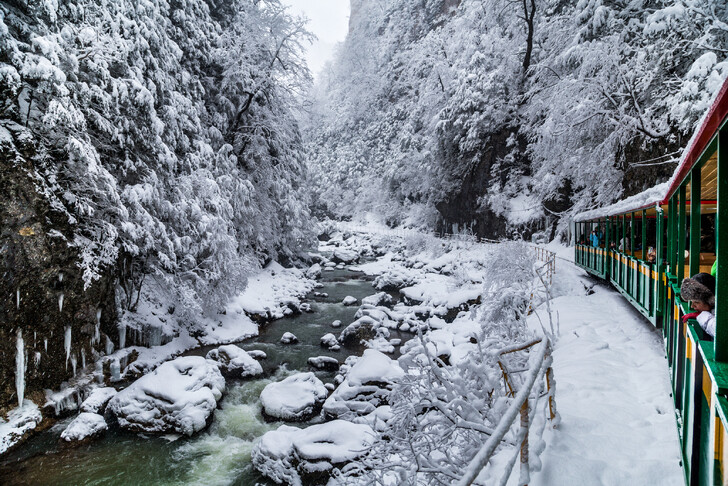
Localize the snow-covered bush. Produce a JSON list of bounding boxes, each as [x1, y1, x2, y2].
[[341, 241, 548, 484]]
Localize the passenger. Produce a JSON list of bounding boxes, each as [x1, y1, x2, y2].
[[647, 247, 656, 264], [618, 237, 630, 251], [681, 272, 716, 338], [590, 230, 599, 248]]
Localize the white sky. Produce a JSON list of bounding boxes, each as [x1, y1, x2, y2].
[[282, 0, 351, 79]]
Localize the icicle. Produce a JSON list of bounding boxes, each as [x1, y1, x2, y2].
[[44, 338, 48, 352], [15, 329, 25, 408], [34, 351, 41, 367], [58, 292, 64, 313], [93, 308, 101, 346], [16, 289, 20, 309], [119, 325, 126, 350], [110, 358, 121, 382], [70, 354, 77, 376], [58, 272, 63, 282], [33, 331, 36, 348], [64, 326, 71, 370], [81, 347, 86, 370], [105, 335, 114, 355]]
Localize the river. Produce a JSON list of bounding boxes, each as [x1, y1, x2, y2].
[[1, 266, 405, 486]]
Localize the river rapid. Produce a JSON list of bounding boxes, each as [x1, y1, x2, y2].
[[0, 266, 406, 486]]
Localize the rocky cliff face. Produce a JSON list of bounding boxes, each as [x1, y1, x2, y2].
[[0, 127, 117, 412]]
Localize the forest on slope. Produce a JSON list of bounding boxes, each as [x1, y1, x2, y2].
[[306, 0, 728, 240], [0, 0, 314, 406]]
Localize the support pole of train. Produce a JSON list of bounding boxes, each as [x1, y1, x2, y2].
[[606, 216, 611, 278], [678, 185, 687, 283], [630, 212, 635, 258], [690, 170, 701, 278], [642, 210, 647, 262], [668, 197, 676, 275], [716, 124, 728, 361]]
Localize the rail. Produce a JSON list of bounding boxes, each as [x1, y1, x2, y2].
[[456, 338, 558, 486]]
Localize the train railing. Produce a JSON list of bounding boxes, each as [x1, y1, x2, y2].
[[456, 338, 558, 486]]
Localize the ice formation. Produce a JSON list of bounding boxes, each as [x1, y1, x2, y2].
[[15, 329, 25, 407], [64, 326, 71, 370]]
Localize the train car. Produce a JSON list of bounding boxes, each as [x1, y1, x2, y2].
[[574, 77, 728, 486]]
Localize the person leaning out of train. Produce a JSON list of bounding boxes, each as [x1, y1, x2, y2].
[[590, 230, 599, 248], [681, 272, 716, 338]]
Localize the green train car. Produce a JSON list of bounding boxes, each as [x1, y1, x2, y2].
[[574, 78, 728, 485]]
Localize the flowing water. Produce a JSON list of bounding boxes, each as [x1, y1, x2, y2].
[[1, 267, 404, 486]]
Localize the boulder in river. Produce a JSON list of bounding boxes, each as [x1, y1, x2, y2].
[[206, 345, 263, 378], [260, 372, 328, 421], [308, 356, 339, 371], [320, 333, 340, 351], [332, 248, 359, 264], [247, 350, 267, 361], [338, 315, 379, 347], [280, 332, 298, 344], [361, 291, 394, 307], [107, 356, 225, 436], [60, 412, 107, 444], [323, 349, 404, 420], [342, 296, 358, 306], [252, 420, 376, 486]]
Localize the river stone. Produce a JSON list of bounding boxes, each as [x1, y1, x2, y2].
[[206, 345, 263, 378], [342, 296, 358, 306], [331, 320, 342, 328], [108, 356, 225, 436], [361, 292, 394, 307], [260, 372, 328, 421], [280, 332, 298, 344], [247, 350, 267, 360], [332, 249, 359, 264], [60, 412, 107, 443], [338, 315, 379, 347], [323, 349, 404, 420], [252, 420, 376, 486], [320, 333, 340, 351], [308, 356, 339, 371]]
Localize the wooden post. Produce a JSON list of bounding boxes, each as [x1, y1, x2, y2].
[[716, 126, 728, 361], [520, 400, 529, 482], [668, 197, 676, 274]]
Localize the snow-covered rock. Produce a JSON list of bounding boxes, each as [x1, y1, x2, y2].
[[260, 373, 329, 421], [373, 271, 416, 291], [108, 356, 225, 436], [60, 412, 107, 443], [280, 332, 298, 344], [342, 296, 358, 306], [305, 263, 322, 279], [299, 303, 313, 313], [332, 248, 359, 264], [80, 387, 117, 414], [247, 350, 268, 360], [320, 333, 340, 351], [0, 402, 42, 455], [323, 349, 404, 419], [308, 356, 339, 371], [252, 420, 376, 486], [361, 291, 394, 307], [206, 345, 263, 378], [331, 320, 342, 328], [338, 315, 379, 347]]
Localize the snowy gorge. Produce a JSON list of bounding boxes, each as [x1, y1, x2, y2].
[[0, 0, 725, 484]]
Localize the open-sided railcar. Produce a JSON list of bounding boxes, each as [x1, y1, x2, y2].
[[574, 78, 728, 486]]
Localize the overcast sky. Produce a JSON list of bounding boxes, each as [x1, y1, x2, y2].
[[282, 0, 351, 79]]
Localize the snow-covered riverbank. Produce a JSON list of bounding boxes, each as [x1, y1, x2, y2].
[[1, 227, 684, 486]]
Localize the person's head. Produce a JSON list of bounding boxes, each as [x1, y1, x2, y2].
[[681, 273, 716, 312]]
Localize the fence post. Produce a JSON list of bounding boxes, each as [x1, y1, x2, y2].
[[520, 400, 530, 485]]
